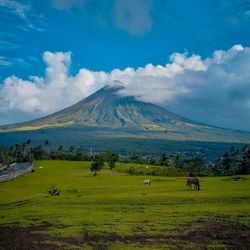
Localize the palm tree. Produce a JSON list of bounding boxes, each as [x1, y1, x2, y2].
[[230, 146, 239, 163], [25, 139, 32, 161], [44, 140, 50, 159], [21, 142, 26, 160], [175, 153, 182, 168], [26, 139, 31, 146], [44, 140, 49, 147], [68, 145, 75, 153]]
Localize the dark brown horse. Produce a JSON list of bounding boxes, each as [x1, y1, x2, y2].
[[186, 177, 200, 191]]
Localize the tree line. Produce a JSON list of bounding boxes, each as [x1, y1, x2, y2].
[[0, 140, 249, 176], [0, 140, 92, 164], [120, 145, 250, 176]]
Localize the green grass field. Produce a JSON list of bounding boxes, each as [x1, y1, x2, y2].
[[0, 160, 250, 249]]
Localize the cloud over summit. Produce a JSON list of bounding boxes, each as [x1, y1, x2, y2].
[[0, 45, 250, 130]]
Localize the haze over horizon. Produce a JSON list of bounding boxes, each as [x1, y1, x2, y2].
[[0, 0, 250, 130]]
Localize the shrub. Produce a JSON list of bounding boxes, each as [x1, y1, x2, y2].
[[48, 186, 60, 196], [127, 167, 136, 175]]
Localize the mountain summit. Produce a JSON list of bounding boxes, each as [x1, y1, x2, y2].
[[1, 84, 250, 143], [1, 85, 195, 131]]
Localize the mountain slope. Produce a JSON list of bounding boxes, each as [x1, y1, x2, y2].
[[0, 85, 199, 131], [1, 85, 250, 143]]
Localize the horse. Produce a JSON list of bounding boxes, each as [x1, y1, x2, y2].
[[142, 179, 151, 186], [186, 177, 200, 191]]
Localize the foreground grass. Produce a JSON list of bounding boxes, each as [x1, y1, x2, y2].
[[0, 160, 250, 249]]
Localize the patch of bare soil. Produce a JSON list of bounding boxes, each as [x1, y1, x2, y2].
[[0, 222, 58, 250], [0, 219, 249, 249], [177, 219, 250, 249]]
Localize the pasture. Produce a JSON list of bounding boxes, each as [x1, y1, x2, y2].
[[0, 160, 250, 249]]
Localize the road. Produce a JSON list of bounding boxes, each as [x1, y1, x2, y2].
[[0, 162, 33, 182]]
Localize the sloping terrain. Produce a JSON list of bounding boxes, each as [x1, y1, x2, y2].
[[0, 85, 198, 131], [0, 84, 250, 144]]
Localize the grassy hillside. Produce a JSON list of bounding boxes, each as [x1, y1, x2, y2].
[[0, 160, 249, 249]]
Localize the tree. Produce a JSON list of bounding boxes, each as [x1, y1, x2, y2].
[[182, 157, 207, 176], [174, 153, 182, 168], [44, 140, 50, 159], [21, 142, 27, 160], [26, 139, 31, 147], [25, 139, 33, 161], [68, 145, 75, 154], [75, 147, 87, 161], [104, 151, 119, 170], [211, 145, 250, 176], [160, 154, 171, 166], [90, 154, 105, 176], [44, 140, 49, 147], [1, 155, 13, 166], [31, 145, 46, 160], [230, 146, 239, 163]]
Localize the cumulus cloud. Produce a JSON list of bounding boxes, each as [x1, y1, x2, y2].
[[0, 51, 107, 124], [111, 44, 250, 130], [0, 45, 250, 130]]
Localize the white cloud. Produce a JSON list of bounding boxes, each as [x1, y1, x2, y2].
[[51, 0, 153, 36], [0, 51, 107, 124], [0, 0, 45, 31], [211, 44, 244, 64], [0, 0, 29, 19], [0, 45, 250, 130], [0, 56, 11, 66], [113, 0, 152, 36]]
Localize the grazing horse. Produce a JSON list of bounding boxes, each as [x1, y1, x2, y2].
[[186, 177, 200, 191], [142, 179, 151, 186]]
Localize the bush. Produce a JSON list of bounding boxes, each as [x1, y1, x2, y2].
[[126, 165, 186, 176], [232, 175, 242, 181], [48, 186, 60, 196], [127, 167, 136, 175]]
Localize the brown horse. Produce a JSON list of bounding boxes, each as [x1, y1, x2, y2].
[[186, 177, 200, 191]]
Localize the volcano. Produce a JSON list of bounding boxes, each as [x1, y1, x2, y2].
[[1, 84, 250, 144]]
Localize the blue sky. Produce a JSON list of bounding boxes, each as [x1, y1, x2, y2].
[[1, 0, 250, 78], [0, 0, 250, 130]]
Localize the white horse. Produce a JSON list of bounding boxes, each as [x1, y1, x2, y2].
[[142, 179, 151, 186]]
